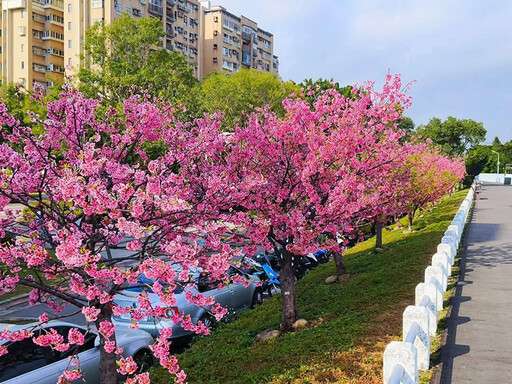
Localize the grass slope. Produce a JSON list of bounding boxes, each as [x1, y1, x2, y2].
[[150, 190, 468, 384]]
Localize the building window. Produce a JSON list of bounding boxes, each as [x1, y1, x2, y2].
[[21, 10, 24, 18], [222, 46, 228, 56], [68, 22, 72, 30], [68, 57, 72, 66], [213, 57, 218, 63], [21, 44, 24, 52], [68, 40, 72, 48], [68, 3, 72, 11], [213, 43, 217, 49], [92, 0, 103, 8], [21, 61, 24, 69]]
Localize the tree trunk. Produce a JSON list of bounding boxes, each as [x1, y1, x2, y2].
[[407, 211, 414, 232], [394, 215, 403, 229], [333, 252, 347, 277], [280, 249, 297, 332], [375, 218, 383, 249], [95, 305, 118, 384]]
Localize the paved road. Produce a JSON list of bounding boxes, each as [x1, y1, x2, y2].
[[440, 183, 512, 383]]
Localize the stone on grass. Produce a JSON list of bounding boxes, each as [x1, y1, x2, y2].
[[325, 275, 338, 284], [292, 319, 308, 331], [256, 329, 280, 342]]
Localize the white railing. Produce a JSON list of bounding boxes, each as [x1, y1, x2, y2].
[[383, 183, 475, 384]]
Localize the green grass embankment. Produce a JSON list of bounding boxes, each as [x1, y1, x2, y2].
[[150, 190, 468, 384]]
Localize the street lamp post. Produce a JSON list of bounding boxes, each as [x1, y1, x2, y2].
[[492, 150, 500, 182]]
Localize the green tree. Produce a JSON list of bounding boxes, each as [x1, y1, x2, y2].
[[201, 69, 298, 128], [466, 145, 493, 176], [398, 116, 415, 134], [77, 14, 202, 117], [299, 78, 353, 105], [417, 116, 486, 156], [0, 82, 62, 141]]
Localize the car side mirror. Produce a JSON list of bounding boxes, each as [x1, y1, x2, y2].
[[94, 335, 101, 348]]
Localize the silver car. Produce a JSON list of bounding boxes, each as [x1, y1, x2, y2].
[[0, 320, 154, 384], [112, 268, 263, 339]]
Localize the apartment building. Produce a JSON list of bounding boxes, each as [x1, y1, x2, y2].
[[0, 0, 277, 90], [1, 0, 65, 90], [201, 4, 277, 76], [64, 0, 203, 78]]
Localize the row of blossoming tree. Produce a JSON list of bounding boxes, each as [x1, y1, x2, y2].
[[0, 74, 465, 384]]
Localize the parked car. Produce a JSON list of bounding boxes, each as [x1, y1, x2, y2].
[[0, 320, 154, 384], [112, 268, 263, 339]]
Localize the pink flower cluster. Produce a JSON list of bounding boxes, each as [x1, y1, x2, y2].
[[0, 74, 465, 384]]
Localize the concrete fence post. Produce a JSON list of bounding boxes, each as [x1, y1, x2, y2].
[[445, 229, 459, 246], [432, 253, 449, 290], [447, 224, 460, 241], [403, 305, 430, 371], [441, 236, 457, 261], [425, 266, 444, 309], [437, 243, 453, 265], [382, 189, 474, 384], [383, 341, 418, 384], [415, 282, 438, 336]]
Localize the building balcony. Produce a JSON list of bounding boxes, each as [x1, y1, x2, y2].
[[242, 32, 252, 42], [32, 13, 46, 23], [166, 13, 176, 22], [32, 47, 47, 56], [33, 64, 47, 73], [148, 3, 163, 16], [48, 64, 65, 73], [47, 16, 64, 25], [166, 0, 176, 5], [40, 0, 63, 9], [42, 30, 64, 41]]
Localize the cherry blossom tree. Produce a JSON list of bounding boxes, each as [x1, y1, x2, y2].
[[399, 142, 466, 231], [225, 74, 413, 331], [0, 85, 239, 384]]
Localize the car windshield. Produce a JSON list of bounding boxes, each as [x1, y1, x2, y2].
[[125, 275, 184, 294]]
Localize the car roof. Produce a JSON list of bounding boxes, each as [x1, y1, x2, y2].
[[0, 319, 89, 333]]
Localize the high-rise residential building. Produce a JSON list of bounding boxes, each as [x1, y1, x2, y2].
[[64, 0, 203, 79], [201, 4, 277, 76], [0, 0, 277, 90], [1, 0, 66, 90]]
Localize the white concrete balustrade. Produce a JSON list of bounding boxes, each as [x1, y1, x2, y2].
[[383, 184, 475, 384]]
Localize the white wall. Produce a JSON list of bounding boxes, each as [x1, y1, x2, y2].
[[475, 173, 506, 183]]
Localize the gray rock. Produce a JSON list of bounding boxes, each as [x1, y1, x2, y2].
[[256, 329, 280, 342], [325, 275, 338, 284]]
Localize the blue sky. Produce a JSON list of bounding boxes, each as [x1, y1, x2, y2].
[[215, 0, 512, 143]]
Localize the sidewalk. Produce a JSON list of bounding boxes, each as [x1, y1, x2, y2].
[[439, 183, 512, 383]]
